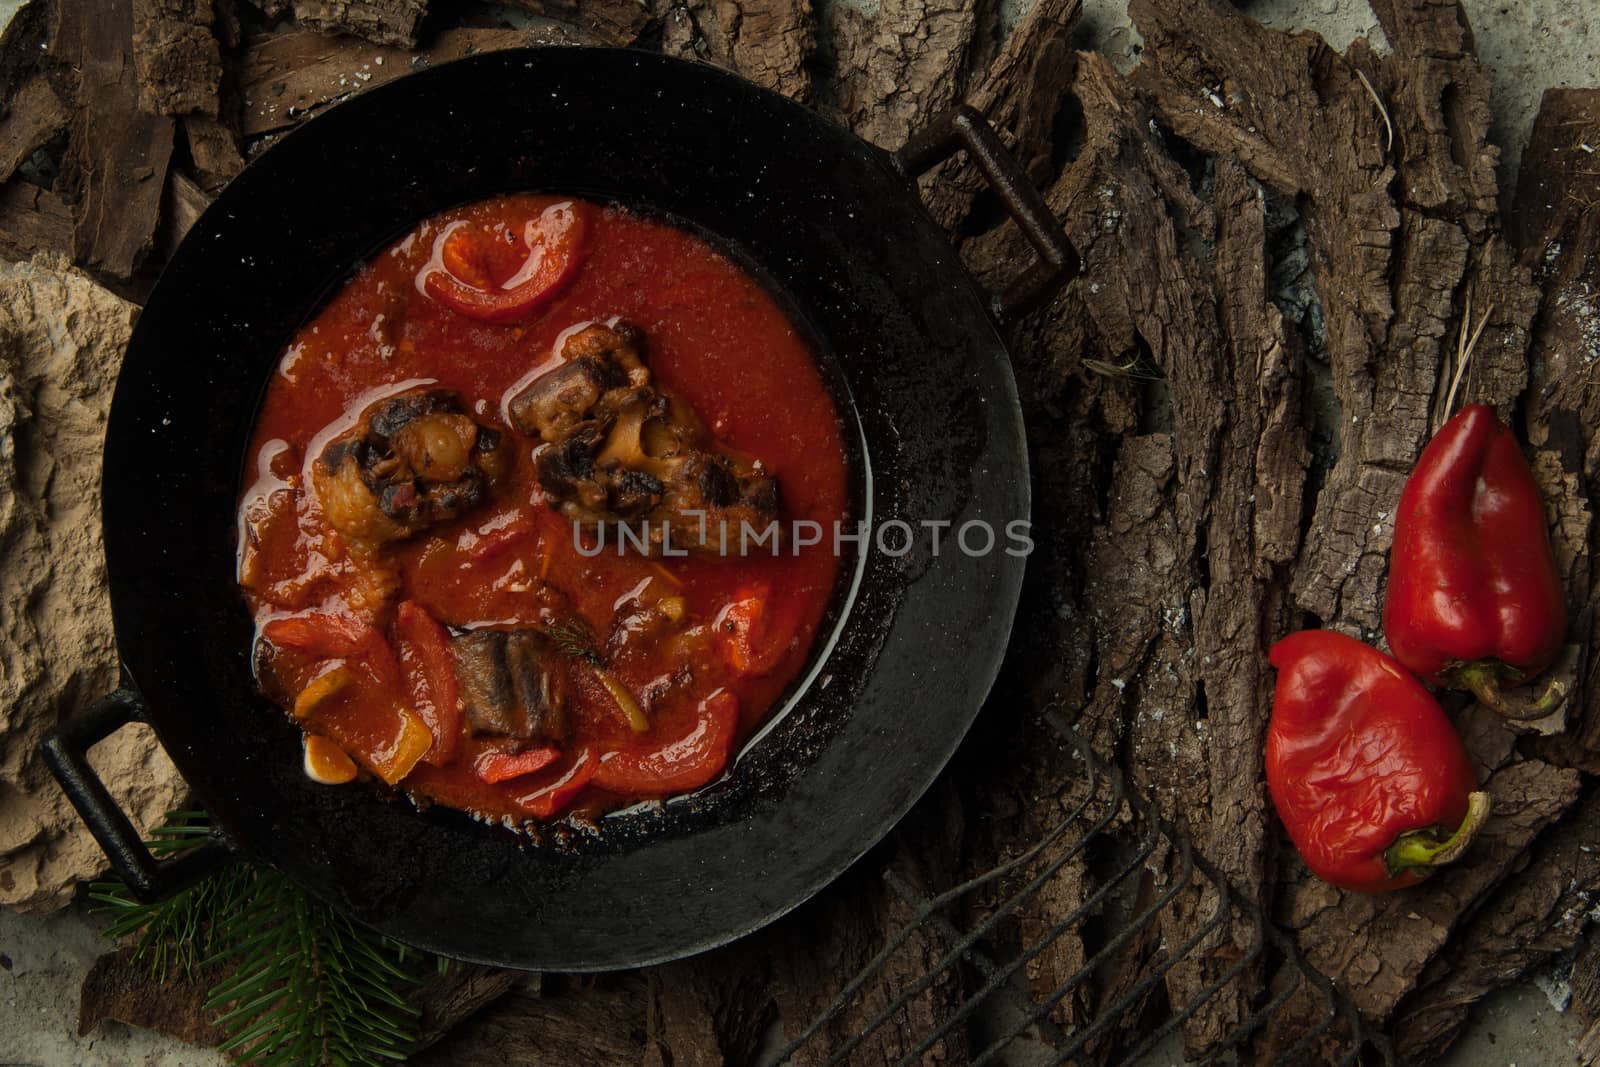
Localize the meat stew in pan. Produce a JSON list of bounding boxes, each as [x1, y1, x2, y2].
[[237, 194, 849, 825]]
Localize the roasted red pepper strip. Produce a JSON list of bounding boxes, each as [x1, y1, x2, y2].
[[475, 746, 562, 785], [1267, 631, 1490, 893], [592, 690, 740, 795], [394, 601, 464, 765], [715, 585, 793, 676], [262, 612, 401, 690], [420, 202, 588, 324], [514, 750, 598, 819], [1383, 404, 1568, 719]]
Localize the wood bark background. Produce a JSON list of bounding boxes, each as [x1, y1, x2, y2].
[[3, 0, 1599, 1062]]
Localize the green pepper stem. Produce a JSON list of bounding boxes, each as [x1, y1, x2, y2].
[[1385, 791, 1492, 874], [1457, 662, 1568, 722]]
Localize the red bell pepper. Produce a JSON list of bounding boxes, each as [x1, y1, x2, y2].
[[715, 585, 793, 676], [421, 202, 588, 324], [513, 750, 598, 819], [394, 601, 464, 765], [1383, 404, 1568, 719], [474, 746, 562, 784], [262, 612, 401, 690], [1266, 630, 1490, 893], [591, 690, 740, 795]]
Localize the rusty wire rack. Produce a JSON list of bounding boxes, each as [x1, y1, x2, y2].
[[765, 710, 1393, 1066]]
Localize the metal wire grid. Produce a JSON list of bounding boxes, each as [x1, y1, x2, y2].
[[767, 711, 1395, 1066]]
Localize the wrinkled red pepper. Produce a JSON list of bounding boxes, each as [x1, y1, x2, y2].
[[394, 601, 464, 765], [1266, 631, 1490, 893], [592, 690, 740, 795], [1383, 403, 1567, 719], [420, 202, 588, 324]]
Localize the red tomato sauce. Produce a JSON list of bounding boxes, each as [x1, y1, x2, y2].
[[237, 194, 848, 823]]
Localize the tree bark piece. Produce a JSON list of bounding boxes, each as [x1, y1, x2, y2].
[[161, 168, 214, 257], [770, 790, 969, 1066], [1131, 0, 1537, 641], [1279, 756, 1581, 1024], [1391, 784, 1600, 1061], [238, 26, 599, 138], [0, 77, 69, 183], [1521, 89, 1600, 769], [79, 949, 232, 1047], [413, 976, 649, 1066], [183, 114, 246, 191], [132, 0, 224, 116], [410, 965, 520, 1052], [922, 0, 1081, 230], [642, 947, 773, 1067], [816, 0, 979, 150], [0, 183, 73, 263], [53, 0, 177, 281], [291, 0, 428, 48], [656, 0, 815, 103], [499, 0, 654, 45]]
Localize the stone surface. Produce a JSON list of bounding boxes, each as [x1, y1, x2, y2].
[[0, 254, 188, 913]]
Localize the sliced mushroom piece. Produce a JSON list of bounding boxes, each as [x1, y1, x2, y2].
[[451, 630, 517, 737], [450, 629, 571, 745], [504, 632, 570, 744]]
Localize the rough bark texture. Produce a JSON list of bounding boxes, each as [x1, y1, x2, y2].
[[656, 0, 815, 102], [0, 256, 188, 911], [769, 792, 971, 1065], [414, 977, 649, 1066], [816, 0, 979, 149], [1523, 89, 1600, 770], [53, 0, 177, 281], [410, 965, 522, 1052], [0, 183, 72, 263], [291, 0, 428, 48], [1393, 783, 1600, 1060], [131, 0, 223, 116], [238, 26, 600, 137], [182, 114, 245, 191], [499, 0, 654, 45], [78, 950, 232, 1046], [0, 77, 69, 183], [921, 0, 1081, 230]]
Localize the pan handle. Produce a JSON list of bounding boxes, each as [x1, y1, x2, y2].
[[39, 688, 233, 902], [895, 104, 1080, 320]]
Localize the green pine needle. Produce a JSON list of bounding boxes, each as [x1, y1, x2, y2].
[[91, 810, 431, 1066]]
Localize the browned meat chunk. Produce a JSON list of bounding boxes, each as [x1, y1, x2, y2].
[[451, 629, 570, 744], [312, 389, 510, 545], [506, 323, 780, 554]]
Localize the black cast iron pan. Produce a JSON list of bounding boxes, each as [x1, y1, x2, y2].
[[41, 47, 1076, 970]]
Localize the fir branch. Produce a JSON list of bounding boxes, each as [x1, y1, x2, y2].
[[91, 810, 432, 1066], [89, 811, 247, 982]]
